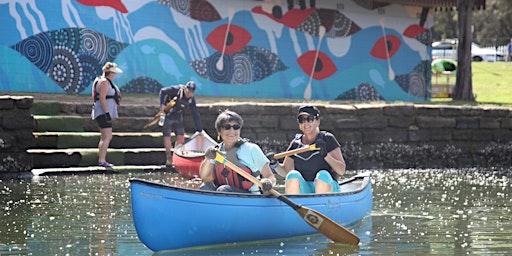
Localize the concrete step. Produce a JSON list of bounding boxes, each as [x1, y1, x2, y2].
[[33, 115, 164, 133], [33, 132, 164, 149], [31, 165, 173, 176], [27, 148, 167, 168], [33, 115, 85, 132]]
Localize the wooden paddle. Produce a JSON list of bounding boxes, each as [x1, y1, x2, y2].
[[143, 97, 177, 129], [272, 144, 320, 159], [207, 150, 360, 245]]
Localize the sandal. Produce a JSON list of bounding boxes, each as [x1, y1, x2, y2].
[[98, 162, 114, 167]]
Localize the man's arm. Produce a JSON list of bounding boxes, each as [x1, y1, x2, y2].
[[159, 86, 178, 111]]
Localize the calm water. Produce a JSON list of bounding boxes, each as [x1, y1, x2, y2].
[[1, 168, 511, 255]]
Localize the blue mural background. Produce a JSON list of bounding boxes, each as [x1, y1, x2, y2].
[[0, 0, 433, 101]]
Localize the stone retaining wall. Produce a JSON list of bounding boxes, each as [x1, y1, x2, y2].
[[189, 103, 512, 169], [0, 96, 34, 173], [3, 96, 512, 172]]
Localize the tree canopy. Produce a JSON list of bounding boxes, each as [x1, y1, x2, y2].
[[434, 0, 512, 46]]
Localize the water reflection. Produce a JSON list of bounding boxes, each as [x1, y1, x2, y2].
[[0, 168, 510, 255]]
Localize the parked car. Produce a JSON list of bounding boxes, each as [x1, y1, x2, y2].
[[431, 39, 504, 62]]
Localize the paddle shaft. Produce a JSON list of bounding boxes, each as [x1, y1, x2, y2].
[[143, 98, 176, 129], [273, 144, 319, 159], [211, 152, 360, 245]]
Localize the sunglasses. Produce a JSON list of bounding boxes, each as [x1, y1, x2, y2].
[[297, 116, 317, 124], [222, 124, 241, 130]]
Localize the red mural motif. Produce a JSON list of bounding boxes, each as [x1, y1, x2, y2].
[[251, 6, 317, 29], [403, 24, 428, 38], [251, 6, 360, 38], [75, 0, 128, 13], [206, 24, 251, 54], [370, 34, 401, 60], [297, 51, 337, 80]]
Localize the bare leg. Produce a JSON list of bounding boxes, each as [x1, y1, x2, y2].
[[164, 135, 173, 165], [164, 135, 173, 154], [176, 134, 185, 146], [98, 127, 113, 163], [314, 179, 332, 193], [285, 178, 301, 194]]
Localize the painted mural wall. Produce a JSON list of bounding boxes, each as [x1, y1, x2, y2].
[[0, 0, 433, 101]]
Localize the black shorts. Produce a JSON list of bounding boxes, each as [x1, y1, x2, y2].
[[163, 115, 184, 136], [95, 114, 112, 128]]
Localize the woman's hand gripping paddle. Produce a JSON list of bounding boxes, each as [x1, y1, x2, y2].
[[272, 144, 320, 159]]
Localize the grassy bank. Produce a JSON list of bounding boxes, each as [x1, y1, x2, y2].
[[472, 61, 512, 104]]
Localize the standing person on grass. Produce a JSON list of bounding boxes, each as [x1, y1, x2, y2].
[[91, 62, 123, 168], [159, 81, 203, 167], [507, 38, 512, 62], [268, 105, 346, 194]]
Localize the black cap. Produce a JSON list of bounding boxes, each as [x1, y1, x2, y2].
[[186, 81, 196, 91], [297, 105, 320, 117]]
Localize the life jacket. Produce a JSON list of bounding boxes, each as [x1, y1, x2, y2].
[[169, 85, 193, 113], [92, 77, 121, 105], [213, 140, 257, 190]]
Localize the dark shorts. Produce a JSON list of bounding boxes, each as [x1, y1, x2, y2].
[[95, 114, 112, 128], [162, 115, 184, 136]]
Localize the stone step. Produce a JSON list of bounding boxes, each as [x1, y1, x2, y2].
[[33, 115, 85, 132], [33, 115, 164, 133], [27, 148, 167, 168], [31, 165, 172, 176], [31, 100, 160, 117], [33, 132, 164, 149]]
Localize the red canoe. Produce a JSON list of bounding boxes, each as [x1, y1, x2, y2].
[[172, 131, 218, 177]]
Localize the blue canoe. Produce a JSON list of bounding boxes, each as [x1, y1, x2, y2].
[[129, 172, 373, 252]]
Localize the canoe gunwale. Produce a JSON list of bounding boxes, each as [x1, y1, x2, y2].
[[172, 150, 206, 159], [172, 130, 217, 158], [129, 172, 370, 199]]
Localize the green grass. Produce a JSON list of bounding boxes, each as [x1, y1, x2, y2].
[[472, 61, 512, 104]]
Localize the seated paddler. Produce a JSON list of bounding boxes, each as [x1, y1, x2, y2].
[[199, 110, 275, 194]]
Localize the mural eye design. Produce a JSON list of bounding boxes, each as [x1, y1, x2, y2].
[[335, 83, 383, 101], [297, 51, 336, 80], [403, 24, 427, 38], [47, 45, 83, 93], [122, 77, 164, 94], [251, 7, 360, 38], [370, 34, 401, 60], [189, 46, 287, 84], [11, 32, 53, 73], [395, 60, 429, 97], [297, 9, 361, 38], [81, 28, 109, 63], [10, 28, 128, 94], [403, 24, 430, 45], [206, 24, 251, 54]]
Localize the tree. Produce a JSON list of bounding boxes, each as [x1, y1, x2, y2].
[[452, 0, 475, 101], [432, 8, 458, 40]]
